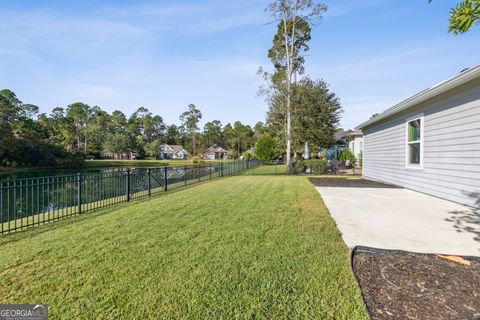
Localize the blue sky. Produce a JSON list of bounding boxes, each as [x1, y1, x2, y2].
[[0, 0, 479, 129]]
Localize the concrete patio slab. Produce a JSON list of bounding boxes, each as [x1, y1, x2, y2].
[[316, 187, 480, 256]]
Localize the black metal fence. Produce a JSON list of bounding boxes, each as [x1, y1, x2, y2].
[[0, 160, 260, 234], [240, 160, 362, 176]]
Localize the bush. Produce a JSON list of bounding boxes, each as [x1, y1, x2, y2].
[[243, 151, 253, 160], [2, 139, 85, 168], [191, 156, 202, 164], [338, 149, 356, 167], [289, 159, 305, 174], [304, 159, 327, 175]]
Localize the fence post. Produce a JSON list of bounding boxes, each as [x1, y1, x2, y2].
[[184, 165, 187, 186], [125, 169, 131, 202], [276, 162, 278, 175], [209, 163, 212, 179], [147, 168, 151, 196], [198, 165, 201, 182], [164, 167, 168, 192], [221, 163, 224, 177], [77, 173, 82, 214], [252, 162, 255, 176]]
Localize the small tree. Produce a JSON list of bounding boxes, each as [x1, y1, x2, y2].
[[254, 135, 278, 162]]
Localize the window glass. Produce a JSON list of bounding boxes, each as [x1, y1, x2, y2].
[[408, 119, 421, 142], [409, 143, 420, 164], [406, 117, 422, 167]]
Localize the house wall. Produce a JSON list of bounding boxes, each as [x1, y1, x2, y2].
[[363, 78, 480, 208], [172, 151, 187, 160], [348, 136, 364, 161]]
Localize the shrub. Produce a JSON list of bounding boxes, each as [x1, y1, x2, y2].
[[304, 159, 327, 175], [289, 159, 305, 174], [191, 156, 201, 164], [338, 149, 356, 166], [243, 151, 253, 160]]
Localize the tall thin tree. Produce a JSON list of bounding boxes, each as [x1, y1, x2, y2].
[[265, 0, 327, 165], [180, 104, 202, 155]]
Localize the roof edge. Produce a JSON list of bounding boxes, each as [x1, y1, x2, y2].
[[355, 65, 480, 130]]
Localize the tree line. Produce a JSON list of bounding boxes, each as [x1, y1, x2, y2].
[[0, 89, 267, 167]]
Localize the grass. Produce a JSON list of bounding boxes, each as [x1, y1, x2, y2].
[[0, 176, 367, 319], [84, 159, 230, 169], [241, 164, 287, 175]]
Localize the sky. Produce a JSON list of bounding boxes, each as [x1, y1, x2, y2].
[[0, 0, 479, 130]]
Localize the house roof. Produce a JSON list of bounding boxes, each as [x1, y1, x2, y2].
[[202, 144, 228, 155], [345, 130, 362, 138], [356, 65, 480, 130], [161, 144, 188, 154], [334, 129, 352, 141]]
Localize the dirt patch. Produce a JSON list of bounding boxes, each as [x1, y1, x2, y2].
[[308, 177, 399, 188], [352, 247, 480, 320]]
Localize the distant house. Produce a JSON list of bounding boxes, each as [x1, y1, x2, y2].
[[345, 130, 363, 161], [356, 65, 480, 208], [320, 129, 350, 160], [158, 144, 189, 160], [202, 145, 228, 160]]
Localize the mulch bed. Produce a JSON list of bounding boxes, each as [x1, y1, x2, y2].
[[352, 247, 480, 320], [308, 177, 400, 188]]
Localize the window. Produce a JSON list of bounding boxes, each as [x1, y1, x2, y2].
[[406, 114, 424, 169]]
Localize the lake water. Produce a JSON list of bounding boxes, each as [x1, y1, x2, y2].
[[0, 166, 131, 180]]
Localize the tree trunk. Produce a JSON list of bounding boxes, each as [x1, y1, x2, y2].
[[192, 132, 196, 155], [286, 107, 291, 165], [283, 15, 294, 167]]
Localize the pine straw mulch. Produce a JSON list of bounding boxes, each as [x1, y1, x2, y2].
[[352, 247, 480, 320]]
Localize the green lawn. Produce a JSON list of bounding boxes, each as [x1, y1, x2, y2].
[[0, 176, 367, 319], [241, 164, 287, 175]]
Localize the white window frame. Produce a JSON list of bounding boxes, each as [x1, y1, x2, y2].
[[405, 113, 424, 170]]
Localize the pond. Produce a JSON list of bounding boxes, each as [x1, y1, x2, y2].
[[0, 166, 131, 180]]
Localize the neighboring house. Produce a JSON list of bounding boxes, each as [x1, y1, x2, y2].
[[158, 144, 189, 160], [356, 65, 480, 208], [202, 145, 228, 160], [320, 129, 350, 160], [345, 130, 364, 161]]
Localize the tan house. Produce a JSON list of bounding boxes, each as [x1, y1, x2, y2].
[[202, 145, 228, 160]]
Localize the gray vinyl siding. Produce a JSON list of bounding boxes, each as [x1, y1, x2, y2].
[[363, 78, 480, 208]]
